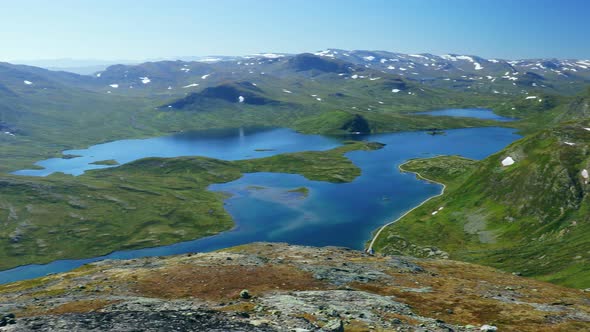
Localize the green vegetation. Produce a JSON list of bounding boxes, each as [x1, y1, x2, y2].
[[374, 122, 590, 288], [292, 108, 504, 136], [238, 141, 384, 183], [0, 141, 382, 270], [89, 159, 119, 166], [3, 54, 590, 289], [400, 156, 478, 183], [286, 187, 310, 198]]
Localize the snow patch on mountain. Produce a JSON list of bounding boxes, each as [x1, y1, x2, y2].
[[255, 53, 285, 59], [198, 58, 222, 63], [314, 50, 335, 58], [502, 157, 515, 166]]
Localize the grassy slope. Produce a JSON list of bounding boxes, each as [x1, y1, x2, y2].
[[373, 122, 590, 288], [0, 141, 382, 270]]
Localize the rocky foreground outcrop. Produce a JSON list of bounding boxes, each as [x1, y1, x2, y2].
[[0, 243, 589, 331]]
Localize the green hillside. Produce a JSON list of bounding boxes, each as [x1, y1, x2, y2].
[[373, 118, 590, 288]]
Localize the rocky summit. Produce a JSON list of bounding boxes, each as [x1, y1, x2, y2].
[[0, 243, 589, 331]]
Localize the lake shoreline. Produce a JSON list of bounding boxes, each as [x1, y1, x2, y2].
[[1, 116, 521, 285], [367, 157, 447, 252]]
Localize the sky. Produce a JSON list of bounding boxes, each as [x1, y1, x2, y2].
[[1, 0, 589, 62]]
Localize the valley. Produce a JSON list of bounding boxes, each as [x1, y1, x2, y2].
[[1, 48, 590, 331], [0, 126, 519, 283]]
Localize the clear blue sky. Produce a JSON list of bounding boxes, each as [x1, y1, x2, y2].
[[2, 0, 589, 61]]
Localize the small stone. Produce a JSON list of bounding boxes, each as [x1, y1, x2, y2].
[[249, 319, 270, 327], [321, 319, 344, 332], [239, 289, 251, 299], [480, 324, 498, 331], [391, 318, 402, 324]]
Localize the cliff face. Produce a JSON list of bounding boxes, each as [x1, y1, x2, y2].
[[1, 243, 589, 331]]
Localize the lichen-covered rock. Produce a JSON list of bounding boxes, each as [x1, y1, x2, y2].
[[7, 310, 275, 332], [320, 319, 343, 332], [0, 243, 588, 331]]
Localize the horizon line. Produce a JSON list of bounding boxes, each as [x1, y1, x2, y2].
[[5, 48, 590, 65]]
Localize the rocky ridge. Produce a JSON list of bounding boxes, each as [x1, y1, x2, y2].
[[0, 243, 589, 331]]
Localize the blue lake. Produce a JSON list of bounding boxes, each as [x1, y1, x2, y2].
[[1, 114, 521, 284], [416, 108, 517, 122], [13, 127, 342, 176]]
